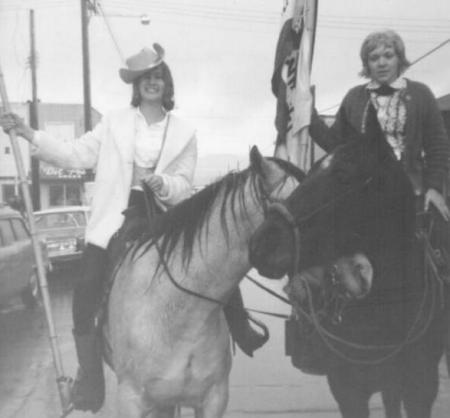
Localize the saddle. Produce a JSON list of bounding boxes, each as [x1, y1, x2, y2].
[[285, 315, 330, 375], [416, 209, 450, 377]]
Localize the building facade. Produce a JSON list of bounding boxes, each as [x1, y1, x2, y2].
[[0, 103, 101, 208]]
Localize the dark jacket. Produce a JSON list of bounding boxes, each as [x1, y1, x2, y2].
[[310, 79, 450, 194]]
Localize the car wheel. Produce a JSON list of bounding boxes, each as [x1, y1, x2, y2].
[[21, 271, 40, 310]]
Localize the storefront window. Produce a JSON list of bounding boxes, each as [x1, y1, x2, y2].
[[66, 184, 81, 205], [1, 184, 16, 202], [49, 185, 65, 206], [49, 184, 82, 206]]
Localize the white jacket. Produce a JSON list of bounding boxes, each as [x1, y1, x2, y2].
[[32, 107, 197, 248]]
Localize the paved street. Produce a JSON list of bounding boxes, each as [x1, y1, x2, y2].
[[0, 268, 450, 417]]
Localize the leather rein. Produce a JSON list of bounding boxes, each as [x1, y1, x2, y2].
[[143, 162, 304, 307], [266, 173, 442, 365]]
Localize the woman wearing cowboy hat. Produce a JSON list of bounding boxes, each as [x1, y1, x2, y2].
[[0, 44, 267, 412]]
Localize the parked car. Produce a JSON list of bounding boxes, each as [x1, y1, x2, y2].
[[34, 206, 90, 267], [0, 204, 48, 309]]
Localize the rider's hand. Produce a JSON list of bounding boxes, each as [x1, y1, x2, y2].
[[0, 113, 35, 142], [144, 174, 164, 193], [425, 188, 450, 222]]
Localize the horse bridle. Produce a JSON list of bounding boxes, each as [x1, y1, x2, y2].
[[266, 174, 374, 278], [251, 176, 375, 325], [149, 162, 305, 307], [266, 175, 441, 366]]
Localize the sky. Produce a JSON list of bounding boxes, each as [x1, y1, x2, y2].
[[0, 0, 450, 157]]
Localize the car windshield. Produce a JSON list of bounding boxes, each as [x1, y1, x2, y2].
[[35, 211, 87, 229]]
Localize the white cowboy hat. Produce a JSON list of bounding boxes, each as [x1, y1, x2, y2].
[[119, 44, 165, 84]]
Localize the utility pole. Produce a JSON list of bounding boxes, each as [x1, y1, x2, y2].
[[80, 0, 96, 181], [81, 0, 93, 132], [29, 9, 40, 210]]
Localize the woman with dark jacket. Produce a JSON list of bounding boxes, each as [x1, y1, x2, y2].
[[310, 29, 450, 220]]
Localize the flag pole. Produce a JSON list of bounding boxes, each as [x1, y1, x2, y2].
[[290, 0, 319, 170], [0, 61, 73, 417]]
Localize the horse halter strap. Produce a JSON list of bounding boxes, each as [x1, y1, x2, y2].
[[267, 200, 301, 278], [267, 200, 347, 324], [147, 166, 300, 307]]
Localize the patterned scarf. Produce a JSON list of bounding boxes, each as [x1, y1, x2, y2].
[[362, 78, 407, 160]]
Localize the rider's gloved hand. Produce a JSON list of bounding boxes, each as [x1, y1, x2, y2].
[[0, 112, 35, 142], [425, 188, 450, 222]]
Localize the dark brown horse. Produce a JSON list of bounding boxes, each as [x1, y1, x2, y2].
[[249, 107, 448, 418]]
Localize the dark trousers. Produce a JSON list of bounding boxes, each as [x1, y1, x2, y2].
[[72, 242, 247, 335], [72, 190, 147, 335], [72, 244, 108, 335], [72, 190, 249, 336]]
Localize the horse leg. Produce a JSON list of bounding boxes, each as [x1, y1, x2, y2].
[[381, 389, 402, 418], [401, 326, 443, 418], [116, 382, 177, 418], [195, 379, 229, 418], [402, 360, 439, 418], [116, 380, 147, 418], [327, 370, 371, 418], [149, 406, 176, 418]]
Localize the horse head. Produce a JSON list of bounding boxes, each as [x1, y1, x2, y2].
[[249, 104, 416, 295]]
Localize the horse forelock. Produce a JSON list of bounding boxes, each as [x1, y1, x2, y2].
[[132, 166, 267, 268]]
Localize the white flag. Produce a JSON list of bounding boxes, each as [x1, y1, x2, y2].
[[273, 0, 318, 170]]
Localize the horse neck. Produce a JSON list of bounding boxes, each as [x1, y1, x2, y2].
[[193, 174, 298, 301], [196, 181, 266, 298]]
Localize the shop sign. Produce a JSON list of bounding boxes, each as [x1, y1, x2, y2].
[[40, 165, 85, 179]]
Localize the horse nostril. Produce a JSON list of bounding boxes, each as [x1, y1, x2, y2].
[[353, 253, 373, 299]]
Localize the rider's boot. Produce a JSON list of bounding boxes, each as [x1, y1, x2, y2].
[[71, 329, 105, 413], [224, 288, 269, 357]]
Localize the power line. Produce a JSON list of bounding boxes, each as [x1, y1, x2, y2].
[[96, 1, 125, 63], [318, 23, 450, 35], [4, 0, 450, 29], [322, 13, 450, 25], [105, 0, 280, 19], [321, 17, 450, 30], [105, 0, 450, 27], [3, 1, 450, 35], [104, 4, 278, 25], [97, 3, 279, 36], [100, 2, 450, 36], [319, 37, 450, 113], [410, 38, 450, 66]]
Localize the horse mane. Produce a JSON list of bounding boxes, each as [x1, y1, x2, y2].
[[131, 157, 303, 269], [131, 166, 259, 268]]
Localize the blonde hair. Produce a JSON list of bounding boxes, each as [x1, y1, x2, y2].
[[359, 30, 410, 78]]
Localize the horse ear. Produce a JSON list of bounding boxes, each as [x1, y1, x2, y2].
[[249, 145, 263, 171], [250, 146, 282, 182], [250, 145, 270, 178]]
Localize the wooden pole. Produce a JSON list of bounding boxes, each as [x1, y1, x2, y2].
[[0, 61, 73, 417], [81, 0, 94, 182], [29, 9, 40, 210]]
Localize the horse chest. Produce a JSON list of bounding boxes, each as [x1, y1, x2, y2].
[[140, 346, 231, 404]]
